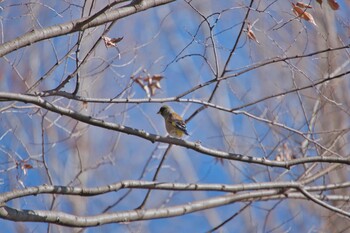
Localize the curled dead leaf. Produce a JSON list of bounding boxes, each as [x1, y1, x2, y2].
[[143, 76, 153, 85], [143, 85, 151, 97], [132, 74, 164, 97], [246, 22, 259, 44], [149, 83, 161, 96], [152, 74, 163, 82], [22, 163, 33, 169], [102, 36, 123, 48], [296, 2, 312, 8], [292, 3, 317, 26], [21, 163, 33, 175], [327, 0, 339, 10], [133, 77, 143, 86]]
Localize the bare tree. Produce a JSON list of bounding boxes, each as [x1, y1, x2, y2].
[[0, 0, 349, 232]]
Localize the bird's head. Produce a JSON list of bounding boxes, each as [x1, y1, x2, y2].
[[157, 105, 173, 118]]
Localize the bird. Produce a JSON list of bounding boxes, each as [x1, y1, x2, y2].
[[157, 105, 189, 138]]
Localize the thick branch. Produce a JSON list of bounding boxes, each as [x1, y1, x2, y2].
[[0, 189, 349, 226], [2, 180, 350, 203], [0, 0, 175, 57], [0, 92, 349, 168]]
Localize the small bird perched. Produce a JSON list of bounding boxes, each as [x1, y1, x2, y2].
[[157, 105, 189, 138]]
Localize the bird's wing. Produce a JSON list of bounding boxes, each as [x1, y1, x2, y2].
[[168, 116, 189, 135]]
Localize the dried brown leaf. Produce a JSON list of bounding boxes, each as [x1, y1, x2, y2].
[[152, 75, 164, 82], [22, 163, 33, 169], [143, 76, 153, 85], [21, 163, 33, 175], [246, 23, 259, 44], [133, 77, 144, 86], [143, 85, 150, 98], [149, 84, 158, 96], [132, 75, 163, 97], [144, 75, 163, 86], [292, 4, 317, 26], [302, 11, 317, 26], [153, 80, 161, 89], [247, 30, 259, 43], [296, 2, 312, 8], [327, 0, 339, 10], [148, 77, 163, 96], [102, 36, 123, 48]]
